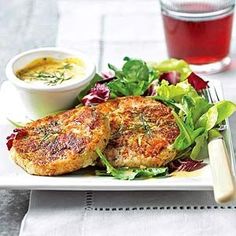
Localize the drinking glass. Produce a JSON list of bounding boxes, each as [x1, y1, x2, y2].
[[160, 0, 235, 73]]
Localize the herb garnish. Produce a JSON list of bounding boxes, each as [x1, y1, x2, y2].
[[32, 70, 73, 86], [140, 114, 152, 136], [58, 63, 73, 70], [22, 61, 75, 86]]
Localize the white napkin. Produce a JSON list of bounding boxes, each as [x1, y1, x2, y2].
[[20, 191, 236, 236], [19, 1, 236, 235]]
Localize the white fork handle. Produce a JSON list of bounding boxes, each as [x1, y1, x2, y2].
[[208, 138, 236, 204]]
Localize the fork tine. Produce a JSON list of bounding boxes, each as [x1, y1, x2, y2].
[[201, 89, 210, 102], [207, 87, 214, 103], [213, 85, 221, 102]]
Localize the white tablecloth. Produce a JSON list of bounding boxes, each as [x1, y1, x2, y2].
[[20, 191, 236, 236], [20, 1, 236, 235]]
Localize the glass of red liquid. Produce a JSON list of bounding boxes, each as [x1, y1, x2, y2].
[[160, 0, 235, 73]]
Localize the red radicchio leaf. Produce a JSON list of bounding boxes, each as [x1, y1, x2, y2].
[[82, 83, 110, 106], [6, 134, 15, 151], [187, 72, 209, 91], [102, 71, 114, 79], [159, 71, 180, 85], [168, 158, 207, 173], [144, 84, 156, 96], [6, 128, 28, 151], [99, 71, 115, 83]]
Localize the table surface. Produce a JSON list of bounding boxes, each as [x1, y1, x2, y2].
[[1, 0, 236, 235]]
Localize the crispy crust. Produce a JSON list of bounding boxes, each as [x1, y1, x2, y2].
[[97, 96, 180, 168], [10, 106, 110, 176]]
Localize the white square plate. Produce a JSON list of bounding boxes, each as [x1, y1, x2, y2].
[[0, 80, 235, 190]]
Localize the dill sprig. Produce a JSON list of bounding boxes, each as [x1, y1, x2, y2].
[[27, 63, 74, 86], [32, 70, 72, 86], [140, 114, 152, 136], [58, 63, 73, 70]]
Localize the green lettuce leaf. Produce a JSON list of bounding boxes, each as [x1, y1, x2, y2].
[[208, 128, 223, 142], [196, 106, 218, 130], [7, 118, 26, 128], [191, 129, 223, 160], [156, 80, 198, 103], [214, 101, 236, 125], [190, 132, 208, 160], [150, 58, 192, 81], [190, 97, 212, 125], [196, 101, 236, 130], [95, 149, 168, 180], [107, 57, 157, 97], [172, 112, 205, 151], [122, 57, 149, 81]]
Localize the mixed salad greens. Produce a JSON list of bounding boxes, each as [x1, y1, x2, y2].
[[95, 149, 168, 180], [80, 57, 236, 180]]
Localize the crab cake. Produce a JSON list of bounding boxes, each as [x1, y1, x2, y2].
[[97, 96, 180, 168], [8, 106, 110, 176]]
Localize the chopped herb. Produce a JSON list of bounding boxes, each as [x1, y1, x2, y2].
[[58, 63, 73, 70], [32, 70, 73, 86], [16, 58, 81, 86], [140, 114, 152, 136], [41, 133, 58, 142]]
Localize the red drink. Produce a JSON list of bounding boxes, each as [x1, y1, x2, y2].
[[162, 6, 234, 65]]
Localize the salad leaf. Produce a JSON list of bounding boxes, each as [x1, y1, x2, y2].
[[150, 58, 192, 81], [100, 71, 115, 83], [152, 95, 178, 110], [180, 96, 209, 130], [81, 83, 110, 106], [108, 63, 124, 80], [196, 101, 236, 130], [7, 118, 26, 128], [182, 95, 196, 129], [168, 158, 207, 172], [144, 84, 156, 96], [6, 128, 28, 150], [187, 72, 209, 91], [190, 97, 212, 125], [214, 101, 236, 125], [122, 57, 149, 81], [190, 129, 221, 160], [208, 129, 222, 142], [156, 81, 211, 127], [190, 132, 208, 160], [78, 74, 103, 101], [196, 106, 218, 130], [107, 58, 157, 97], [172, 111, 205, 151], [96, 149, 168, 180], [156, 80, 198, 103], [159, 71, 180, 85]]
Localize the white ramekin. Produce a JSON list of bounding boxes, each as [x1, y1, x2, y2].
[[6, 47, 96, 118]]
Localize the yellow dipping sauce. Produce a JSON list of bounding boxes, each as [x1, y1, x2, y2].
[[16, 57, 86, 86]]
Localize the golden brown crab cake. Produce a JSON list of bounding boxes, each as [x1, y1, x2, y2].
[[9, 106, 110, 176], [97, 96, 180, 168]]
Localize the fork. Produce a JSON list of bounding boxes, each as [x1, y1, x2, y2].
[[202, 86, 236, 203]]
